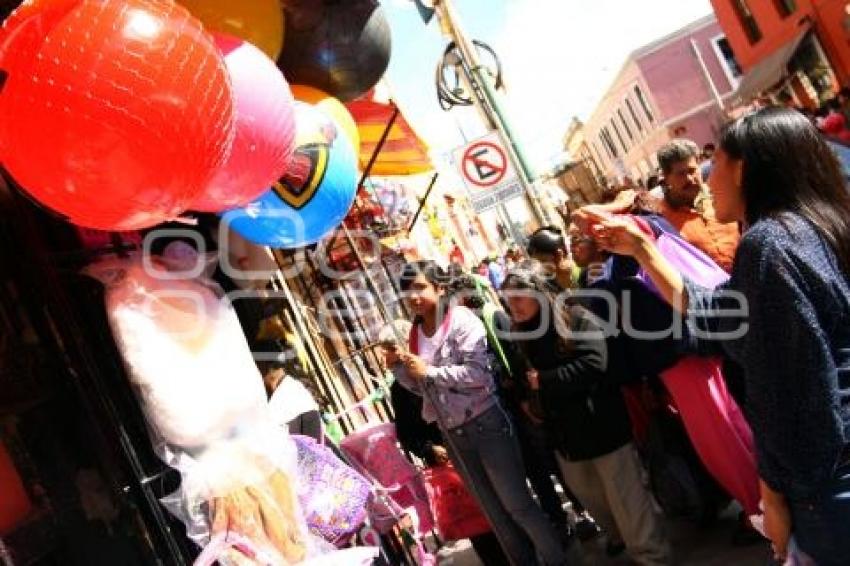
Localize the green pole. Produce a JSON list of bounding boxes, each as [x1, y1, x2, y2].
[[437, 0, 551, 226], [470, 64, 535, 183]]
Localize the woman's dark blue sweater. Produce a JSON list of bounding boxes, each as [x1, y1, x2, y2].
[[685, 213, 850, 501]]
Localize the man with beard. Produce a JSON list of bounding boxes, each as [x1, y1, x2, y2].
[[653, 139, 739, 273]]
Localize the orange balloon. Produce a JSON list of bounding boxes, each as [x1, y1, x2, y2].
[[0, 0, 236, 230], [179, 0, 285, 61], [290, 84, 360, 156]]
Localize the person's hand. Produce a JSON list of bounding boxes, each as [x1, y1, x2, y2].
[[572, 192, 637, 233], [763, 498, 791, 561], [570, 207, 596, 236], [401, 353, 429, 380], [612, 188, 640, 208], [526, 368, 540, 391], [761, 480, 792, 561], [586, 211, 650, 258]]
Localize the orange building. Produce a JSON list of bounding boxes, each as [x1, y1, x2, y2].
[[710, 0, 850, 106]]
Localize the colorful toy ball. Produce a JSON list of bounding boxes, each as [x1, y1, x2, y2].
[[0, 0, 236, 230], [190, 33, 296, 213], [222, 102, 358, 248], [290, 84, 360, 157]]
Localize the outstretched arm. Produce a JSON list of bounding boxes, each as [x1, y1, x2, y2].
[[589, 211, 688, 312]]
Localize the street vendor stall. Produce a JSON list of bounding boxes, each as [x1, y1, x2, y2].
[[0, 0, 443, 564]]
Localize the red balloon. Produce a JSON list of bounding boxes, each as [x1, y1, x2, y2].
[[190, 33, 296, 213], [0, 0, 236, 230]]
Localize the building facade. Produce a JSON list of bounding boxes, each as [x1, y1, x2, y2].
[[580, 15, 741, 184], [558, 118, 606, 205], [710, 0, 849, 107]]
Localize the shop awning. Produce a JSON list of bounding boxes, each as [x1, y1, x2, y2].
[[731, 26, 809, 105], [346, 93, 433, 176]]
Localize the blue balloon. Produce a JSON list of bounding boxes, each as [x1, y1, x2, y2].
[[222, 103, 358, 248]]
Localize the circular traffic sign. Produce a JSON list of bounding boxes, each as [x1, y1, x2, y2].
[[462, 140, 508, 188]]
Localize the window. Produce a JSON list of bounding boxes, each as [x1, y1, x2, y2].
[[625, 98, 643, 132], [604, 130, 618, 157], [601, 128, 618, 158], [711, 35, 743, 87], [732, 0, 762, 44], [773, 0, 796, 17], [592, 141, 606, 166], [598, 135, 612, 159], [610, 118, 627, 153], [617, 109, 634, 142], [634, 85, 655, 124]]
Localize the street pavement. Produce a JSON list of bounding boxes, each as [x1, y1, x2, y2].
[[433, 504, 772, 565]]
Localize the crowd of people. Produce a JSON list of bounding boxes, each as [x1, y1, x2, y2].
[[792, 87, 850, 143], [376, 104, 850, 566], [248, 101, 849, 565]]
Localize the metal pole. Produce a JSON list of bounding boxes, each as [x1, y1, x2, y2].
[[406, 172, 439, 234], [494, 203, 521, 249], [358, 106, 400, 191], [325, 105, 400, 266], [435, 0, 551, 226]]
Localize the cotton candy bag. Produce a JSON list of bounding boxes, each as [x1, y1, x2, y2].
[[84, 245, 311, 565]]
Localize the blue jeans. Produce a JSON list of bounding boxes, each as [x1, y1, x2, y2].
[[787, 461, 850, 565], [444, 405, 569, 566]]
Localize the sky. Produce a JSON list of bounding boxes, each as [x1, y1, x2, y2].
[[381, 0, 714, 174]]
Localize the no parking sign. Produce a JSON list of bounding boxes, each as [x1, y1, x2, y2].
[[453, 132, 523, 212]]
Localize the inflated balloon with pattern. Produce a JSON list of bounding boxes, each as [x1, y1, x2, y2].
[[190, 33, 296, 213], [0, 0, 235, 230], [222, 102, 358, 248], [290, 84, 360, 157]]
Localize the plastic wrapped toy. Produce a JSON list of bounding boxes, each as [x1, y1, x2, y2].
[[85, 244, 308, 565]]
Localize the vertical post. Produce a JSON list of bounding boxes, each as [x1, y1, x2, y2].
[[495, 203, 522, 247], [435, 0, 551, 226]]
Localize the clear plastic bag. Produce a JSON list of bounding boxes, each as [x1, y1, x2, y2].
[[84, 246, 311, 564]]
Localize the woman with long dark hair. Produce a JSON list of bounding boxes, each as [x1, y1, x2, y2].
[[590, 107, 850, 563], [501, 261, 671, 565], [385, 261, 572, 566]]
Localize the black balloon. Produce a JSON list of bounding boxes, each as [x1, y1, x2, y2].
[[278, 0, 391, 102]]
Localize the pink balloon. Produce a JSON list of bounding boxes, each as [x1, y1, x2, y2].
[[191, 33, 296, 212]]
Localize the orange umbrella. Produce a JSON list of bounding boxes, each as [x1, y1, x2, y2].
[[346, 92, 433, 176]]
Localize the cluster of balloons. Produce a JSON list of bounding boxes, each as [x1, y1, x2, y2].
[[0, 0, 391, 248]]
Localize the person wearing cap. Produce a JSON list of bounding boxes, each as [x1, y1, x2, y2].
[[526, 226, 578, 290]]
